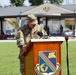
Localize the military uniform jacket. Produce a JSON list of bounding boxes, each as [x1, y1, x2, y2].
[[16, 24, 47, 47]]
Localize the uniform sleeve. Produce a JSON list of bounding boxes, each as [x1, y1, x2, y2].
[[16, 30, 25, 48], [32, 24, 47, 36], [41, 27, 47, 35], [38, 25, 47, 35]]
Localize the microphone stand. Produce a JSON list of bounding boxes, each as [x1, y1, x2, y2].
[[65, 36, 70, 75]]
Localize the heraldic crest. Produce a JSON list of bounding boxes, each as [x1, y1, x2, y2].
[[35, 51, 61, 75]]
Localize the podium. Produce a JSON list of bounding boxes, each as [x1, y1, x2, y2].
[[23, 37, 64, 75]]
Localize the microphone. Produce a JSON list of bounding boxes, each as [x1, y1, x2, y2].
[[65, 36, 69, 42], [37, 32, 43, 37], [37, 31, 48, 39]]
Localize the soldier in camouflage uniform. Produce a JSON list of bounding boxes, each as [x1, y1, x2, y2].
[[16, 14, 47, 75]]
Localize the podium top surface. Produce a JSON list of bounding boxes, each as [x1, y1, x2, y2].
[[31, 37, 65, 42]]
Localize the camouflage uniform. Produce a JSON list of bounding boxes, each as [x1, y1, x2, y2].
[[16, 14, 47, 75]]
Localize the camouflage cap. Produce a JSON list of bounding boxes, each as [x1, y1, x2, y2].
[[27, 14, 38, 24]]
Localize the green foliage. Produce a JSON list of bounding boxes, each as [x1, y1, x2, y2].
[[5, 18, 19, 28], [49, 0, 63, 4], [29, 0, 43, 5], [9, 20, 19, 28], [29, 0, 63, 5], [10, 0, 25, 6]]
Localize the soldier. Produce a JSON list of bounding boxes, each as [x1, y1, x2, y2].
[[60, 25, 63, 35], [16, 14, 47, 75]]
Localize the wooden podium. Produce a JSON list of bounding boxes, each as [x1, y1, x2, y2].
[[23, 37, 64, 75]]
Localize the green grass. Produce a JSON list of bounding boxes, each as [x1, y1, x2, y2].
[[0, 41, 76, 75], [0, 42, 20, 75], [62, 41, 76, 75]]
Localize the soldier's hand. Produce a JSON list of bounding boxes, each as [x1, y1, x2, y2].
[[20, 45, 26, 56], [22, 45, 26, 51]]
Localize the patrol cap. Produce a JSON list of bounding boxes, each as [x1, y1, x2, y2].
[[27, 14, 38, 24]]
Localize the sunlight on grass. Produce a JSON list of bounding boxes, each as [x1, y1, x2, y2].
[[0, 41, 76, 75], [0, 42, 20, 75], [62, 41, 76, 75]]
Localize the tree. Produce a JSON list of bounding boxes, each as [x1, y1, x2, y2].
[[10, 0, 25, 6], [5, 18, 19, 36], [50, 0, 63, 4], [29, 0, 63, 6], [29, 0, 43, 6]]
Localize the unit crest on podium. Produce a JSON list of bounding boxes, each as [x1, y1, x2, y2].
[[35, 51, 61, 75]]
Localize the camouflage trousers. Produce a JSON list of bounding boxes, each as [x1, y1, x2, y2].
[[19, 50, 24, 75]]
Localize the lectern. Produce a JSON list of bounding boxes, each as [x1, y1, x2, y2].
[[22, 37, 64, 75]]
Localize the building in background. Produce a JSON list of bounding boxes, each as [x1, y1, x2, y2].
[[63, 0, 76, 5], [0, 3, 76, 39]]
